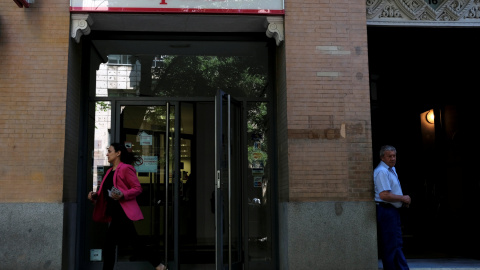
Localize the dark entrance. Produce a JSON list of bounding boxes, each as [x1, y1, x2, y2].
[[368, 27, 480, 259]]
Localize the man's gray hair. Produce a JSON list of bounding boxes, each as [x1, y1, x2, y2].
[[380, 145, 396, 158]]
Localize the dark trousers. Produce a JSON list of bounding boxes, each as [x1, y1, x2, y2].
[[376, 204, 409, 270], [103, 209, 162, 270]]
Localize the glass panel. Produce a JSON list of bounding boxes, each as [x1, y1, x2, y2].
[[87, 101, 113, 265], [216, 92, 242, 270], [92, 101, 112, 192], [246, 102, 272, 264], [96, 52, 269, 98], [116, 105, 175, 264]]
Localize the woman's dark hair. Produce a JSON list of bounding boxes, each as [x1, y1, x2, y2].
[[110, 143, 142, 165]]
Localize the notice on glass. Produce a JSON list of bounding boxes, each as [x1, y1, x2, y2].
[[135, 156, 158, 173], [139, 132, 152, 146]]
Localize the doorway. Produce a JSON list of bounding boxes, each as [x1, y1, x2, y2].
[[368, 27, 480, 259], [84, 35, 276, 270], [88, 97, 241, 270]]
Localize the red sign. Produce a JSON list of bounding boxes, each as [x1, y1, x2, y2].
[[70, 0, 284, 14]]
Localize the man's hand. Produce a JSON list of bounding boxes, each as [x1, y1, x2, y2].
[[402, 195, 411, 207], [379, 191, 411, 207]]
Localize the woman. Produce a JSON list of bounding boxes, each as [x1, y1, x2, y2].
[[88, 143, 166, 270]]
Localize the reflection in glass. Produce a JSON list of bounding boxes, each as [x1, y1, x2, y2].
[[92, 101, 112, 192], [117, 105, 174, 263], [96, 55, 268, 98], [96, 55, 141, 97], [246, 102, 272, 263]]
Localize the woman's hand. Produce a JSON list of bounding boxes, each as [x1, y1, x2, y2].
[[88, 191, 98, 202], [111, 192, 124, 200], [110, 187, 124, 200]]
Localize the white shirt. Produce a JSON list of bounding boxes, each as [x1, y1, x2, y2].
[[374, 161, 403, 208]]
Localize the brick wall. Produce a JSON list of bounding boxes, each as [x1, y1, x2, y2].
[[0, 0, 70, 202], [284, 0, 373, 202]]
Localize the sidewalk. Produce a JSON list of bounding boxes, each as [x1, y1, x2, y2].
[[379, 258, 480, 269]]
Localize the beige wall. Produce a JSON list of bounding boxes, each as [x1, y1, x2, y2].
[[283, 0, 373, 202], [0, 0, 70, 202]]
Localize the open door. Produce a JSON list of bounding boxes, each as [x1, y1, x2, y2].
[[215, 90, 243, 270]]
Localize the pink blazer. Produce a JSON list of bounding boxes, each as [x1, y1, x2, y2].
[[93, 162, 144, 222]]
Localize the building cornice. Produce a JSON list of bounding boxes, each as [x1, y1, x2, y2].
[[265, 17, 284, 46], [71, 14, 93, 43], [367, 0, 480, 26]]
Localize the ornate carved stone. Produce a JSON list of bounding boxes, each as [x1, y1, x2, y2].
[[265, 17, 284, 46], [71, 14, 93, 43], [367, 0, 480, 25]]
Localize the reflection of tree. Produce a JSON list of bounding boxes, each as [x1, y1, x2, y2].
[[150, 56, 268, 98], [248, 102, 268, 167], [142, 106, 170, 128], [96, 101, 111, 112]]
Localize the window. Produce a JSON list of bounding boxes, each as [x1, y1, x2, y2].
[[107, 54, 133, 65]]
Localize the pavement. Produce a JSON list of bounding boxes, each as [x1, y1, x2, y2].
[[379, 258, 480, 269]]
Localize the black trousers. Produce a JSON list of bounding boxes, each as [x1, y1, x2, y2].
[[376, 204, 409, 270], [103, 208, 162, 270]]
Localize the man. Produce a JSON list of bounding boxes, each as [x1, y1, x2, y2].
[[374, 145, 411, 270]]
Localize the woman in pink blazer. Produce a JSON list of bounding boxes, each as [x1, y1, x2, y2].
[[88, 143, 166, 270]]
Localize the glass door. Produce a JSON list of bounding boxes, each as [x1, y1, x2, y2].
[[215, 90, 243, 270], [90, 98, 243, 270], [116, 102, 178, 269]]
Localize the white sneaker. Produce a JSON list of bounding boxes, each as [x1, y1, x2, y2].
[[156, 263, 167, 270]]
